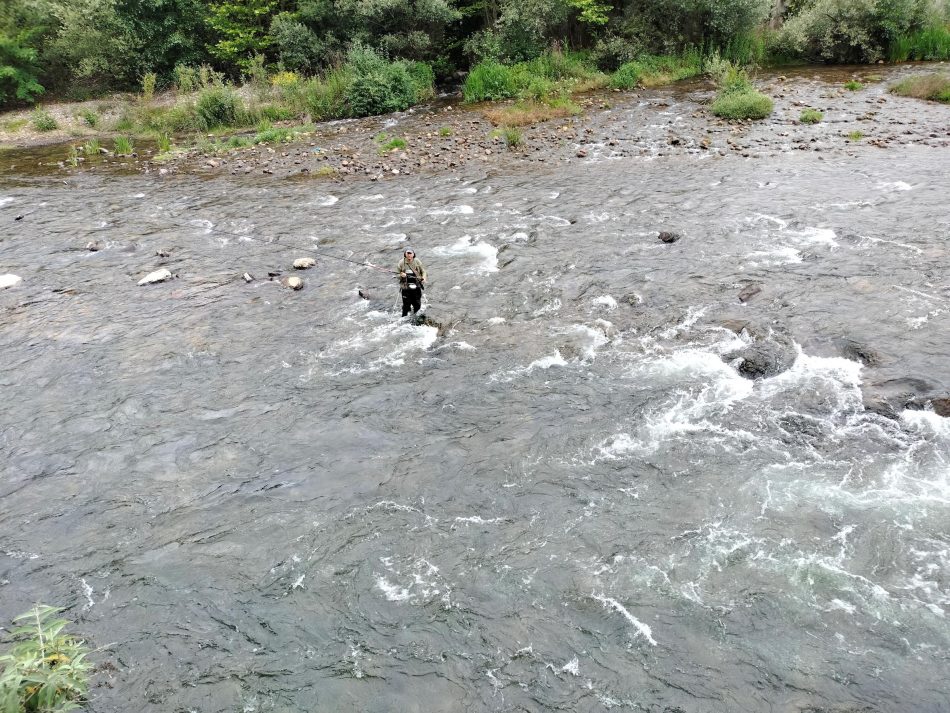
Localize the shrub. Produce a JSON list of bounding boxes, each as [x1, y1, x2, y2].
[[407, 62, 436, 102], [31, 110, 57, 131], [501, 126, 522, 148], [799, 108, 823, 123], [844, 80, 864, 90], [80, 109, 98, 127], [194, 86, 240, 130], [173, 64, 198, 93], [141, 72, 157, 102], [610, 62, 641, 89], [712, 90, 774, 119], [464, 61, 518, 102], [0, 605, 91, 713], [305, 71, 351, 120]]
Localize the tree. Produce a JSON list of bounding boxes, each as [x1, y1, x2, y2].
[[0, 32, 44, 106], [206, 0, 282, 70]]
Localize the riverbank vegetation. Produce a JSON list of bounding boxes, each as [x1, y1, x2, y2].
[[1, 0, 948, 150], [890, 72, 950, 103], [0, 605, 91, 713], [710, 63, 774, 120]]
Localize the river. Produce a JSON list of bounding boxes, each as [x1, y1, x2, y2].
[[1, 86, 950, 712]]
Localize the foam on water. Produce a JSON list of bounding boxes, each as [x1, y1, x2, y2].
[[428, 205, 474, 216], [431, 235, 498, 273], [306, 194, 338, 207], [0, 274, 23, 289], [593, 295, 618, 310], [314, 320, 438, 375], [744, 246, 803, 266], [0, 196, 14, 207], [489, 351, 568, 382]]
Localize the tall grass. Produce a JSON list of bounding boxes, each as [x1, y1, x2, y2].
[[890, 73, 950, 104], [464, 51, 606, 102], [890, 25, 950, 61], [114, 136, 134, 155]]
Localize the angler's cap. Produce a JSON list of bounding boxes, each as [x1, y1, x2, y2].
[[404, 247, 416, 256]]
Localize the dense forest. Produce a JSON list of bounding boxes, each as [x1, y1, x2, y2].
[[1, 0, 949, 109]]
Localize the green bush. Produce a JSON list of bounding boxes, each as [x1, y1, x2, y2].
[[194, 86, 240, 130], [712, 89, 774, 119], [0, 34, 45, 107], [501, 126, 522, 148], [407, 62, 436, 102], [844, 80, 864, 90], [610, 62, 641, 89], [80, 109, 98, 127], [173, 64, 199, 93], [799, 108, 823, 123], [0, 605, 91, 713], [463, 61, 518, 102], [31, 110, 57, 131]]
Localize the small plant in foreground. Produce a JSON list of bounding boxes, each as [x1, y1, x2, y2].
[[844, 80, 864, 91], [848, 130, 864, 140], [31, 111, 58, 132], [66, 145, 80, 167], [0, 605, 91, 712], [438, 126, 452, 137], [799, 108, 823, 124], [83, 138, 100, 155], [500, 126, 522, 148], [114, 136, 134, 155], [157, 133, 171, 153]]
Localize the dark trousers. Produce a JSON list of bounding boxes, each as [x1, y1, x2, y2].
[[401, 287, 422, 316]]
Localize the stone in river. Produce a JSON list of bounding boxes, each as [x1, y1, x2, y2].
[[137, 268, 173, 285], [658, 231, 681, 243], [293, 258, 316, 270], [283, 276, 304, 290], [0, 274, 22, 289]]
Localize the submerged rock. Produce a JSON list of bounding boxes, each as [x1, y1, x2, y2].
[[293, 257, 316, 270], [738, 284, 762, 303], [137, 268, 172, 286], [658, 231, 681, 243], [0, 274, 23, 289]]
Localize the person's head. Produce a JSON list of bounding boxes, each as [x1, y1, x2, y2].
[[404, 248, 416, 261]]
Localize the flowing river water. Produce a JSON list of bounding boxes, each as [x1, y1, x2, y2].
[[2, 75, 950, 712]]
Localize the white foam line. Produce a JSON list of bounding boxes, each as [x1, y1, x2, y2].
[[859, 235, 922, 254], [592, 593, 657, 645], [81, 579, 95, 609]]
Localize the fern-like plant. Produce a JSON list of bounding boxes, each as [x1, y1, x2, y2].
[[0, 605, 91, 712]]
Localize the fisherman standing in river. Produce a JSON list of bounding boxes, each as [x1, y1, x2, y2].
[[397, 248, 427, 317]]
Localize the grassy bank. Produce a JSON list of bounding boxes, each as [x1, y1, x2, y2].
[[463, 49, 705, 104], [889, 73, 950, 103]]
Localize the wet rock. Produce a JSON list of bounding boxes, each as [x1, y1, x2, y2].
[[932, 398, 950, 417], [293, 257, 316, 270], [861, 377, 934, 418], [738, 284, 762, 303], [14, 214, 23, 221], [658, 231, 681, 243], [283, 276, 304, 290], [86, 241, 104, 252], [0, 274, 23, 289], [137, 268, 173, 286], [725, 332, 797, 380], [156, 248, 171, 257], [620, 293, 642, 307], [840, 339, 882, 366]]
